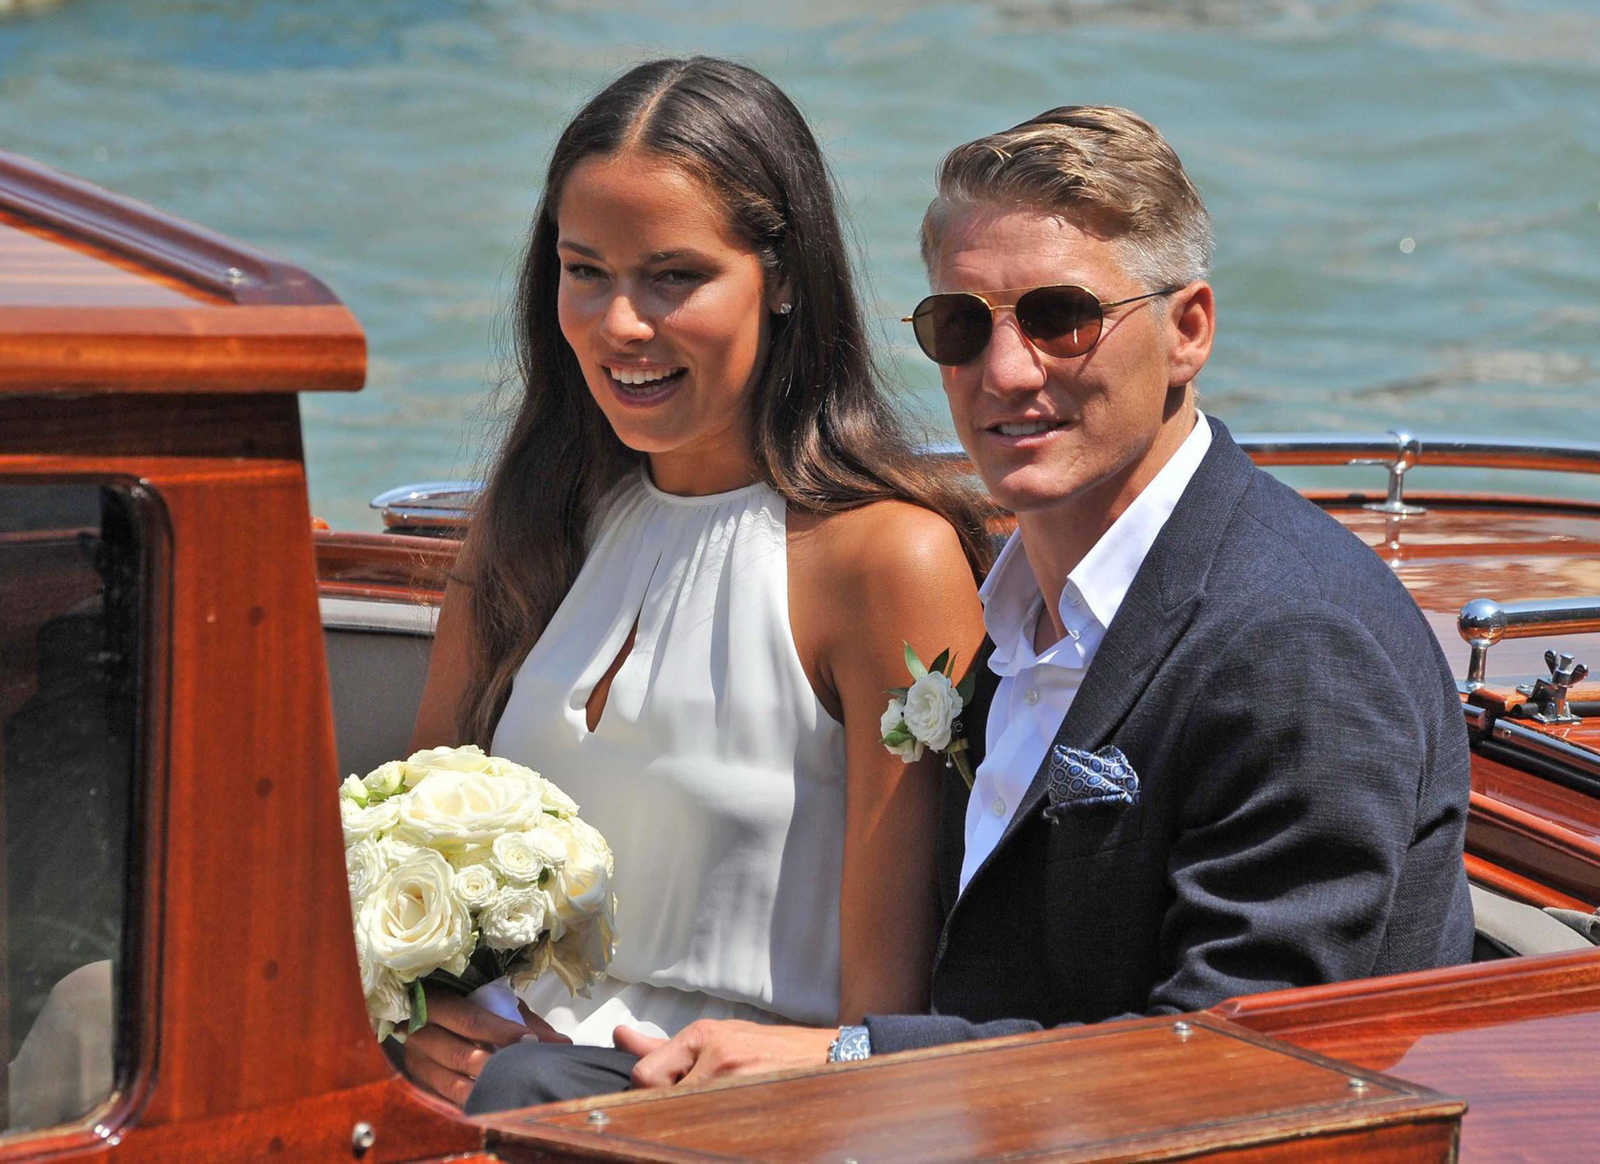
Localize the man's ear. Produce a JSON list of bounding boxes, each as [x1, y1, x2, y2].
[[1165, 281, 1214, 389]]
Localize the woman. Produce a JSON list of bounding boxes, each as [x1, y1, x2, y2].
[[404, 56, 991, 1107]]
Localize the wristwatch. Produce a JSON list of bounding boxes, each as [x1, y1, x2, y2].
[[827, 1024, 872, 1062]]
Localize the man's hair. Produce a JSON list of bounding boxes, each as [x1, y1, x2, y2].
[[921, 105, 1212, 291]]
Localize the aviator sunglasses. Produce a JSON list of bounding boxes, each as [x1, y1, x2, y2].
[[904, 283, 1182, 366]]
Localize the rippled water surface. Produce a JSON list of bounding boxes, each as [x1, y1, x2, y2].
[[3, 0, 1597, 527]]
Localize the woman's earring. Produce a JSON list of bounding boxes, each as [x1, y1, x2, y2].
[[776, 302, 793, 315]]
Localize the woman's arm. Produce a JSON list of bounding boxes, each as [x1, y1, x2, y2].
[[789, 501, 986, 1022]]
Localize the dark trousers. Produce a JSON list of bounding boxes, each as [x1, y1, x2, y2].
[[465, 1042, 641, 1112]]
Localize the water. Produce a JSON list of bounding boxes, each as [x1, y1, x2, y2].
[[3, 0, 1597, 529]]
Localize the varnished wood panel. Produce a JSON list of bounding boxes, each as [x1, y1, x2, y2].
[[483, 1016, 1461, 1163], [1215, 955, 1600, 1164], [0, 151, 341, 307], [0, 209, 221, 308], [0, 305, 365, 395], [0, 451, 483, 1160], [0, 395, 303, 460]]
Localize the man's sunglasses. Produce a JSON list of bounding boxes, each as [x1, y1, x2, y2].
[[903, 283, 1182, 366]]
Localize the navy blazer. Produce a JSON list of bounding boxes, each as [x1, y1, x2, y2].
[[866, 418, 1475, 1053]]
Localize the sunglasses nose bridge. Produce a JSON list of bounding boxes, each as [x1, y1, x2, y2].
[[978, 310, 1049, 391]]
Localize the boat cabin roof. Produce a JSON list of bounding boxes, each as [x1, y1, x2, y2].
[[0, 149, 364, 397]]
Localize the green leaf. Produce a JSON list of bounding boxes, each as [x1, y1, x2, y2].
[[956, 672, 976, 703], [903, 642, 927, 679], [882, 725, 913, 747], [409, 980, 428, 1033], [929, 648, 951, 676], [884, 685, 909, 699]]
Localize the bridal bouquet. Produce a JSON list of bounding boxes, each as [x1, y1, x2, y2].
[[340, 745, 615, 1041]]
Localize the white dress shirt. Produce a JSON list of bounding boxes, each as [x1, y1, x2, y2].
[[958, 414, 1214, 895]]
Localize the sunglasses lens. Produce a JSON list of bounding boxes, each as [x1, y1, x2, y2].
[[913, 295, 991, 365], [1017, 285, 1102, 357]]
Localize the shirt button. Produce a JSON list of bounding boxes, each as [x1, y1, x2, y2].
[[991, 797, 1006, 816], [1023, 688, 1040, 706]]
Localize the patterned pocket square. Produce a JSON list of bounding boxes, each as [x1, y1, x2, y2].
[[1044, 744, 1140, 821]]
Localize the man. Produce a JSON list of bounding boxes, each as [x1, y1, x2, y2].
[[482, 105, 1476, 1098]]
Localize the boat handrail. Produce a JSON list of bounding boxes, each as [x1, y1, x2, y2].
[[1458, 597, 1600, 690], [368, 432, 1600, 533]]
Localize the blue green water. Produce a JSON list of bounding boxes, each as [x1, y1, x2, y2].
[[3, 0, 1597, 528]]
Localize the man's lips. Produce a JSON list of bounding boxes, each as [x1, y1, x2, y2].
[[981, 417, 1072, 439]]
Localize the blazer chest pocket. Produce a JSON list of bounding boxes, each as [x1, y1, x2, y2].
[[1041, 743, 1147, 862]]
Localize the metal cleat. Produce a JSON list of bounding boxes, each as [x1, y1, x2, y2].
[[1525, 650, 1589, 724]]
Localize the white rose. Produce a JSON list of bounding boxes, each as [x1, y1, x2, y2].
[[377, 834, 425, 869], [405, 744, 495, 774], [879, 697, 924, 763], [340, 774, 369, 805], [903, 671, 963, 751], [545, 817, 615, 925], [534, 777, 579, 818], [394, 768, 542, 852], [357, 850, 473, 980], [480, 886, 555, 951], [345, 837, 386, 904], [491, 832, 549, 884], [452, 863, 499, 911], [362, 760, 407, 801], [544, 914, 614, 996], [341, 795, 401, 846], [521, 826, 568, 871], [366, 969, 412, 1041]]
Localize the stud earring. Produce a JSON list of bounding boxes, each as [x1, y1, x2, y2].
[[776, 302, 793, 315]]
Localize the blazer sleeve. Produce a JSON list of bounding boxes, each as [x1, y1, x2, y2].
[[1146, 602, 1431, 1011], [866, 602, 1437, 1057]]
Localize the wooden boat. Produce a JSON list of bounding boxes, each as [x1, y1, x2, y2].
[[1, 147, 1596, 1162]]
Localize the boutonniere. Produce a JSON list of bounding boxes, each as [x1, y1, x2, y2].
[[880, 644, 976, 788]]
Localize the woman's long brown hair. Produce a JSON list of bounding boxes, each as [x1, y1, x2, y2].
[[457, 57, 993, 746]]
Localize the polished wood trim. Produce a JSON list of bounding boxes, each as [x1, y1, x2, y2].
[[1212, 948, 1600, 1046], [483, 1016, 1462, 1163], [314, 531, 457, 603], [0, 305, 365, 396], [0, 395, 303, 460], [0, 150, 342, 307], [1465, 853, 1593, 911], [1468, 790, 1600, 905], [1472, 755, 1600, 846]]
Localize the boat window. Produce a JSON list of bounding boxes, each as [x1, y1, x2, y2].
[[0, 483, 149, 1137]]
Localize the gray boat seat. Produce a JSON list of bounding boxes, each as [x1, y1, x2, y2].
[[1470, 883, 1600, 960], [321, 596, 436, 779]]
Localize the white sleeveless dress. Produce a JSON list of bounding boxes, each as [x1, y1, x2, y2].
[[490, 469, 846, 1046]]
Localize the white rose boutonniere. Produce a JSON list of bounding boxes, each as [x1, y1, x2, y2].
[[880, 643, 976, 787]]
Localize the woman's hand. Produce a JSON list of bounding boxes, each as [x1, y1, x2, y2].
[[400, 986, 569, 1108]]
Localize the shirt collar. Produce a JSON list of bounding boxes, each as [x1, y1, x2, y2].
[[1065, 411, 1212, 633], [979, 411, 1212, 676]]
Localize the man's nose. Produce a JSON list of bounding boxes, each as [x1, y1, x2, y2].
[[599, 289, 654, 344], [980, 315, 1046, 395]]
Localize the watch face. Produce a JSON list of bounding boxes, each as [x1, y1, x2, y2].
[[831, 1025, 872, 1062]]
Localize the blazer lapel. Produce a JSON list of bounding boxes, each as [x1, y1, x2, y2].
[[975, 418, 1259, 864], [961, 638, 999, 773]]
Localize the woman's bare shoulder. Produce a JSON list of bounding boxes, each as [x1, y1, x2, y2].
[[790, 498, 972, 588]]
